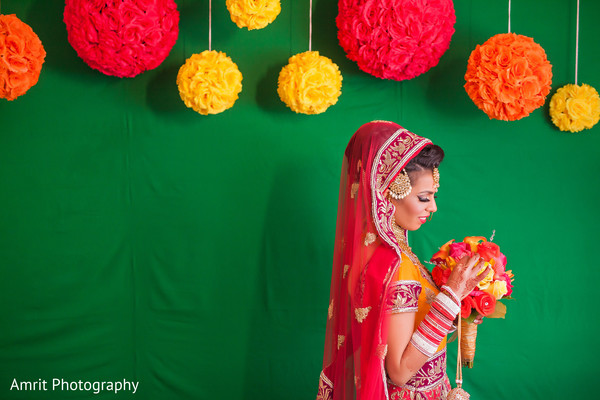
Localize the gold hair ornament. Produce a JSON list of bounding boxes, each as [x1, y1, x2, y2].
[[388, 169, 411, 199], [433, 167, 440, 191]]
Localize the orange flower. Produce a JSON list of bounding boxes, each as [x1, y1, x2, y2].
[[0, 14, 46, 101], [430, 239, 454, 264], [495, 46, 511, 69], [477, 241, 500, 262], [463, 236, 486, 253], [508, 57, 530, 81], [479, 44, 497, 63], [464, 33, 552, 121]]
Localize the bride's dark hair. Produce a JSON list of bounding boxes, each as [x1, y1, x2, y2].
[[404, 144, 444, 175]]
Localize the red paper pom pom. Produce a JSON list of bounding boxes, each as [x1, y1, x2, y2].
[[0, 14, 46, 100], [336, 0, 456, 81], [464, 33, 553, 121], [64, 0, 179, 78]]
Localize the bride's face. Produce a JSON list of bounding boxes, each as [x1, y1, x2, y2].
[[389, 170, 438, 231]]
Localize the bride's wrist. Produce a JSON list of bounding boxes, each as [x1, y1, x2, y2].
[[441, 285, 460, 305]]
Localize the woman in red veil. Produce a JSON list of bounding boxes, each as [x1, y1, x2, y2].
[[316, 121, 488, 400]]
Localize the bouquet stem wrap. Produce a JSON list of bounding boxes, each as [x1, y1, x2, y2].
[[460, 320, 478, 368]]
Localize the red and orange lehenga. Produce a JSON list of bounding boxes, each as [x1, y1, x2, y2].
[[317, 121, 450, 400]]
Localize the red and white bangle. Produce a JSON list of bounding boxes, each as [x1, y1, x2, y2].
[[410, 292, 460, 357], [441, 285, 460, 306]]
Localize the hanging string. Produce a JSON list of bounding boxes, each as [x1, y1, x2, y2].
[[208, 0, 212, 51], [508, 0, 511, 33], [575, 0, 580, 85], [309, 0, 313, 51], [456, 319, 463, 388]]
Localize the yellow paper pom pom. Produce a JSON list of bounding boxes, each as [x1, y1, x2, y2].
[[176, 50, 243, 115], [550, 83, 600, 132], [226, 0, 281, 30], [277, 51, 343, 115]]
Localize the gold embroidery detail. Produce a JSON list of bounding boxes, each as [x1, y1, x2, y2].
[[350, 182, 359, 199], [387, 281, 421, 313], [337, 335, 345, 349], [355, 306, 372, 323], [328, 300, 334, 320], [343, 264, 350, 279], [392, 292, 405, 309], [354, 375, 361, 389], [376, 344, 388, 359], [317, 372, 333, 400], [364, 232, 376, 246]]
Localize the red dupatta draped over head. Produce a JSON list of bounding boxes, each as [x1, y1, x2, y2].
[[317, 121, 434, 400]]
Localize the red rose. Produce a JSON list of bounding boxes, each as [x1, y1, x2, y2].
[[119, 2, 145, 26], [473, 292, 496, 316], [461, 296, 476, 318], [443, 268, 452, 282], [449, 242, 471, 260], [432, 266, 448, 286], [144, 28, 164, 47]]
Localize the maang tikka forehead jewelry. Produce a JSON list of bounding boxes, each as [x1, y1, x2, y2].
[[433, 167, 440, 191], [388, 169, 412, 199]]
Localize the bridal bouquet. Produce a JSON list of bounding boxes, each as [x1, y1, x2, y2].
[[430, 236, 514, 367]]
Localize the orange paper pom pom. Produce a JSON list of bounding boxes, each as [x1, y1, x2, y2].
[[0, 14, 46, 100], [464, 33, 552, 121]]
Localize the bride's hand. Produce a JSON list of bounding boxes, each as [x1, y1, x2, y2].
[[445, 254, 491, 300]]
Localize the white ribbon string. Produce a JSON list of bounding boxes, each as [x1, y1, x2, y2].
[[209, 0, 212, 51], [575, 0, 580, 85], [309, 0, 313, 51], [508, 0, 511, 33]]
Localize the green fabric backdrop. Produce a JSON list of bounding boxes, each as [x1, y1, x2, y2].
[[1, 0, 599, 399]]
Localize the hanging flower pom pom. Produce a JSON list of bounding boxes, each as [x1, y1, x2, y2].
[[277, 51, 342, 115], [336, 0, 456, 81], [177, 50, 243, 115], [0, 14, 46, 101], [464, 33, 553, 121], [226, 0, 281, 30], [550, 84, 600, 132], [63, 0, 179, 78]]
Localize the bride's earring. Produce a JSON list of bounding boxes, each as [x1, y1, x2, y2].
[[388, 169, 411, 199]]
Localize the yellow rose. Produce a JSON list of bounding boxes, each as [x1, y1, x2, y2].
[[550, 93, 566, 113], [476, 262, 494, 290], [227, 0, 281, 30], [550, 83, 600, 132], [566, 98, 591, 121], [278, 51, 342, 115], [177, 50, 243, 115], [483, 280, 508, 300]]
